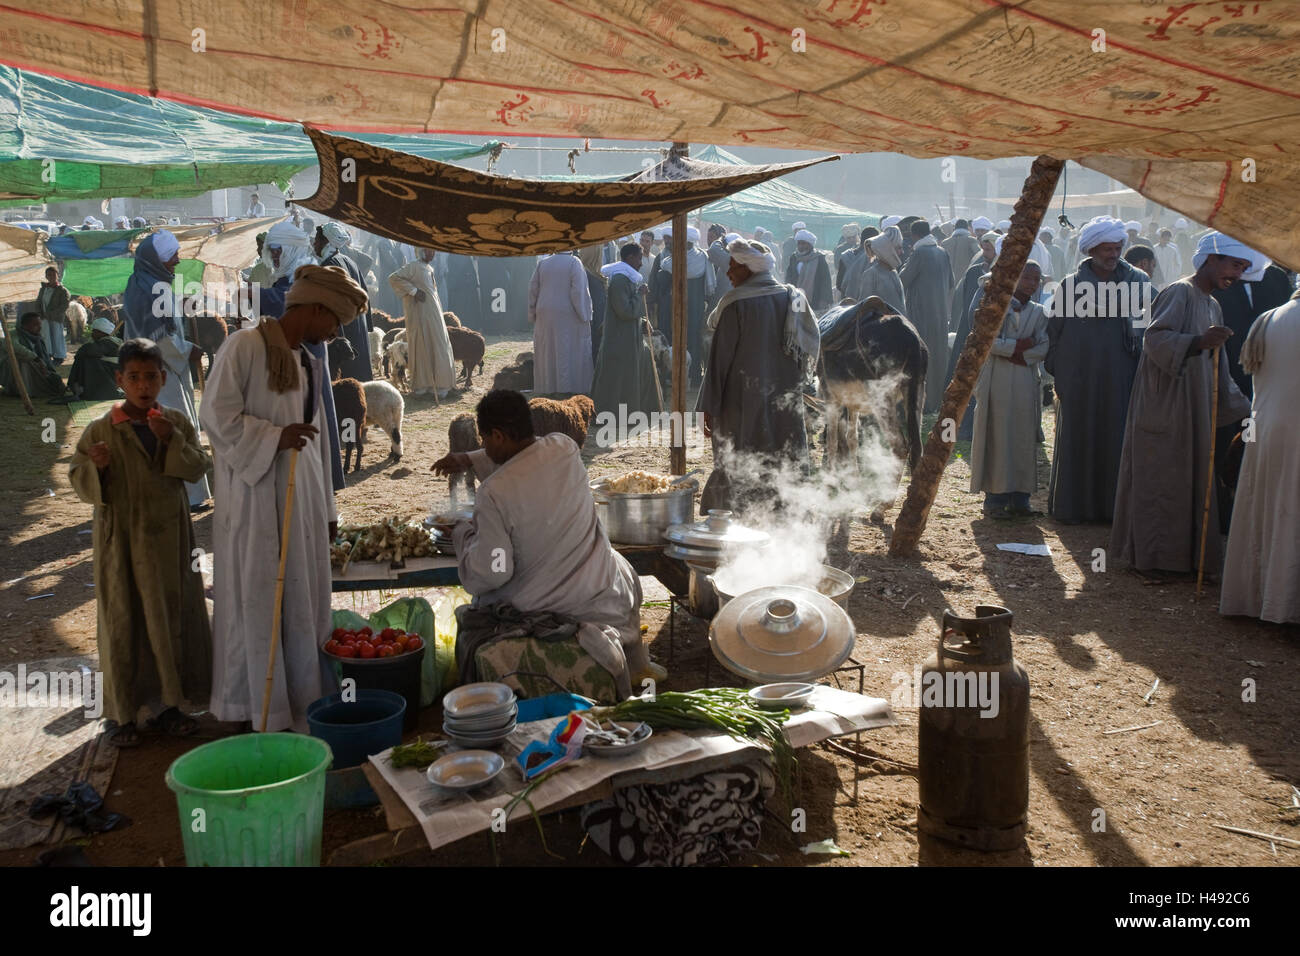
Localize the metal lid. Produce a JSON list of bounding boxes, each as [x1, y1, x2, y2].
[[709, 585, 855, 683], [663, 510, 771, 550]]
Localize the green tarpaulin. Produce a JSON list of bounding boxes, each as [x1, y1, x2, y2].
[[61, 258, 206, 297], [0, 67, 497, 206], [693, 145, 878, 242]]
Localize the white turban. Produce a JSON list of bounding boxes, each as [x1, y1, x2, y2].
[[792, 221, 806, 231], [113, 216, 130, 229], [266, 220, 315, 282], [319, 221, 353, 262], [724, 232, 741, 244], [881, 215, 902, 228], [994, 235, 1045, 272], [1124, 220, 1142, 233], [90, 317, 116, 335], [686, 225, 700, 243], [1192, 232, 1268, 274], [1174, 217, 1189, 229], [997, 219, 1012, 232], [870, 226, 904, 269], [726, 237, 775, 274], [971, 216, 993, 231], [1077, 216, 1127, 254], [151, 229, 180, 262], [795, 229, 816, 245]]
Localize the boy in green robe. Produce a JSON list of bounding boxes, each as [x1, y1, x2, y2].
[[69, 338, 213, 746]]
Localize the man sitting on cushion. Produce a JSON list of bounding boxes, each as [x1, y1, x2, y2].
[[432, 389, 665, 694]]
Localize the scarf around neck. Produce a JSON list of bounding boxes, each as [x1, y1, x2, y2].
[[257, 319, 299, 394], [706, 271, 821, 373]]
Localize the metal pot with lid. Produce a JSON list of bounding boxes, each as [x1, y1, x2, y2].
[[708, 585, 856, 683], [664, 511, 770, 617]]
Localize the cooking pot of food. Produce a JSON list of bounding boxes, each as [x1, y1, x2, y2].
[[687, 562, 722, 619], [591, 472, 697, 546], [710, 564, 854, 611]]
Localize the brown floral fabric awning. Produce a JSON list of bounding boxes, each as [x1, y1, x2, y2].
[[299, 127, 837, 256]]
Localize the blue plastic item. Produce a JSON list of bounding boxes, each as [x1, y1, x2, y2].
[[306, 689, 407, 769], [516, 693, 593, 724]]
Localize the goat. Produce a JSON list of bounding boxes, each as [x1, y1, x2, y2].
[[446, 325, 486, 388], [327, 335, 356, 382], [65, 299, 87, 343], [331, 377, 368, 472], [362, 380, 404, 461], [367, 328, 385, 378], [385, 340, 408, 390]]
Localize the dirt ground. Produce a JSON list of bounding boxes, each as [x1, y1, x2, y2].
[[0, 333, 1296, 868]]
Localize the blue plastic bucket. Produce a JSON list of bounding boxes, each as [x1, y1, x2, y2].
[[306, 689, 407, 769]]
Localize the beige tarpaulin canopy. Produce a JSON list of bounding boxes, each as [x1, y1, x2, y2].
[[0, 1, 1295, 267], [0, 222, 53, 302]]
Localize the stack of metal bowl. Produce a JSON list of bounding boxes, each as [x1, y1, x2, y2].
[[662, 510, 771, 618], [441, 682, 518, 748]]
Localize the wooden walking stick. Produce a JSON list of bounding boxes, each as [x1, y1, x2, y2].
[[2, 317, 36, 415], [1196, 346, 1221, 598], [644, 313, 664, 414], [260, 447, 300, 732]]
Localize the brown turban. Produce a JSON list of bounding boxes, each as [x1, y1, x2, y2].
[[284, 264, 368, 325]]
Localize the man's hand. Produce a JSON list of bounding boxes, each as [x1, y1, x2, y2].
[[278, 422, 319, 451], [147, 413, 174, 443], [1198, 325, 1233, 351], [1015, 337, 1035, 353], [702, 412, 713, 439], [88, 441, 111, 470], [414, 290, 427, 303], [431, 452, 472, 477]]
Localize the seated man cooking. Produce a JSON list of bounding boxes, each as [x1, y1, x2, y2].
[[431, 390, 666, 698]]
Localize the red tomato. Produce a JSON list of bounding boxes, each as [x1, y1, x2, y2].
[[377, 645, 395, 658], [405, 636, 424, 652], [379, 627, 397, 641], [389, 637, 406, 652], [358, 643, 377, 659], [323, 639, 340, 655], [331, 628, 348, 642], [359, 626, 373, 637], [335, 644, 357, 658]]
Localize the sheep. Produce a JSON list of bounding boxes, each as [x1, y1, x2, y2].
[[367, 328, 385, 378], [331, 377, 367, 472], [369, 309, 403, 334], [447, 412, 481, 499], [380, 327, 406, 379], [327, 335, 356, 382], [362, 380, 404, 461], [385, 340, 408, 389], [442, 309, 462, 329], [491, 352, 533, 392], [446, 325, 486, 388], [65, 299, 87, 343], [529, 395, 595, 447]]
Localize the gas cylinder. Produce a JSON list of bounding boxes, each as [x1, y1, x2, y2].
[[917, 605, 1029, 851]]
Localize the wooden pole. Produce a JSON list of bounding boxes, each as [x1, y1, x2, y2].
[[645, 314, 664, 414], [669, 141, 690, 475], [1196, 346, 1221, 598], [889, 155, 1065, 558], [2, 317, 37, 415], [260, 447, 300, 733]]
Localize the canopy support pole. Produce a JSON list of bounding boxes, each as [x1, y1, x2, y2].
[[889, 155, 1064, 558], [669, 141, 689, 475], [2, 318, 36, 416]]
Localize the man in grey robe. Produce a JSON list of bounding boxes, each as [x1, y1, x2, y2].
[[940, 220, 981, 285], [698, 238, 819, 515], [850, 227, 905, 313], [1110, 233, 1254, 577], [899, 219, 953, 411], [1044, 217, 1148, 524]]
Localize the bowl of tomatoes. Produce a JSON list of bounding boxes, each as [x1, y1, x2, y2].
[[322, 626, 425, 661]]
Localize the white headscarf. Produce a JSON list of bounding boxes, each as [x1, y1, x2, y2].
[[724, 232, 741, 244], [869, 226, 904, 269], [1192, 232, 1268, 274], [725, 237, 775, 274], [795, 229, 816, 245], [993, 234, 1046, 272], [1174, 217, 1189, 230], [792, 221, 807, 231], [151, 229, 180, 262], [1077, 216, 1127, 254], [881, 215, 902, 229], [971, 216, 993, 231], [1124, 220, 1142, 233], [265, 220, 315, 283], [997, 219, 1012, 232], [686, 226, 700, 244], [319, 221, 353, 262]]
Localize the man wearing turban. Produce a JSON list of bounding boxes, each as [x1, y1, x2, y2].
[[1044, 216, 1150, 524], [1109, 233, 1253, 579], [313, 222, 373, 381], [899, 219, 954, 411], [200, 264, 368, 732], [697, 238, 818, 515], [783, 228, 833, 313]]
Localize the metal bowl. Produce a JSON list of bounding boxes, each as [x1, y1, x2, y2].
[[591, 478, 696, 545], [427, 750, 505, 790], [749, 682, 816, 710], [443, 682, 516, 719]]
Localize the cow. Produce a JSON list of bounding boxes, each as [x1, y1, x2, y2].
[[817, 296, 928, 522]]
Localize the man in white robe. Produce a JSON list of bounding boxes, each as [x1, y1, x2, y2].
[[1220, 289, 1300, 623], [529, 251, 594, 394], [388, 248, 455, 398], [200, 265, 367, 731], [433, 390, 662, 687], [1151, 228, 1183, 290]]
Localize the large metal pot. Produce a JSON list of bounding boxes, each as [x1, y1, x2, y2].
[[711, 564, 854, 610], [591, 479, 696, 546], [687, 562, 722, 618]]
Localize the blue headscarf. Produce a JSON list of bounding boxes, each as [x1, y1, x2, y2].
[[123, 233, 179, 340]]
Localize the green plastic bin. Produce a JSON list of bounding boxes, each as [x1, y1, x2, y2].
[[165, 733, 332, 867]]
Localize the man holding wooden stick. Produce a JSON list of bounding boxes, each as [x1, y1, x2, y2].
[[1110, 233, 1255, 582], [200, 264, 367, 732]]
